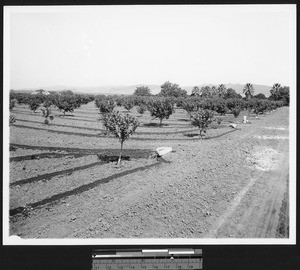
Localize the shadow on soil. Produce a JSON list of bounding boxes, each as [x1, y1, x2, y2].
[[10, 161, 106, 187], [10, 157, 168, 217], [142, 123, 170, 127], [14, 119, 198, 135], [183, 128, 239, 139], [12, 125, 200, 139], [10, 152, 86, 162], [10, 143, 153, 157], [177, 118, 190, 122], [15, 118, 104, 132]]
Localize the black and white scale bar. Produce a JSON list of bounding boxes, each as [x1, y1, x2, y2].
[[92, 249, 203, 270], [92, 258, 203, 270]]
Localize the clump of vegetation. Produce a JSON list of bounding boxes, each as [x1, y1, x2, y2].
[[134, 86, 152, 96], [137, 105, 147, 116], [269, 83, 289, 106], [102, 111, 139, 165], [95, 96, 116, 115], [248, 99, 270, 116], [28, 98, 41, 113], [243, 83, 255, 100], [226, 98, 245, 118], [211, 98, 227, 115], [147, 97, 175, 126], [53, 93, 82, 116], [122, 97, 135, 112], [10, 99, 16, 111], [159, 81, 187, 98], [190, 109, 214, 139], [182, 97, 198, 117], [40, 106, 54, 125], [215, 117, 223, 125]]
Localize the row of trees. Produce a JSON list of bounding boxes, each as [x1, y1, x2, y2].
[[95, 94, 285, 127], [10, 90, 94, 116], [97, 85, 287, 163], [9, 84, 289, 165], [132, 82, 290, 106]]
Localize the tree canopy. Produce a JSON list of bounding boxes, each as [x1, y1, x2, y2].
[[134, 86, 152, 96], [159, 81, 187, 98], [269, 84, 289, 105], [243, 83, 255, 100]]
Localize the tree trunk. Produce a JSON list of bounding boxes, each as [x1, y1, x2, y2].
[[159, 118, 163, 127], [117, 141, 124, 166], [199, 128, 202, 139], [63, 110, 66, 117]]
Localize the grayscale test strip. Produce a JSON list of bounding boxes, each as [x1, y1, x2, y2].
[[92, 249, 203, 270]]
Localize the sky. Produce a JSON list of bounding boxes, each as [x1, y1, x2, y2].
[[5, 5, 296, 89]]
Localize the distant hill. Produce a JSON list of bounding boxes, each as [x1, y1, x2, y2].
[[13, 83, 273, 97]]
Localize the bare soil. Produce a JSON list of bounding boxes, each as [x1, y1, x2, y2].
[[8, 103, 289, 238]]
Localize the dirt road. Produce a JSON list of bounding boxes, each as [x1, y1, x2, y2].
[[206, 111, 289, 238]]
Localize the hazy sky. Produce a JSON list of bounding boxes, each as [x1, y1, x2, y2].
[[5, 5, 296, 89]]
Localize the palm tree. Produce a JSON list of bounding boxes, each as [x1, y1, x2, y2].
[[270, 83, 281, 99], [211, 86, 218, 96], [200, 86, 211, 98], [243, 83, 255, 100], [191, 86, 201, 96], [217, 84, 227, 98]]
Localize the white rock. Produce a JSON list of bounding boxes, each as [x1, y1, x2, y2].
[[156, 147, 172, 156], [229, 123, 237, 129]]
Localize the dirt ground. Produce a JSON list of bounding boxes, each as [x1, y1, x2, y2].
[[8, 103, 290, 238]]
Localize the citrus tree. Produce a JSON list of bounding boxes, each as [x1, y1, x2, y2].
[[217, 84, 227, 98], [10, 99, 16, 111], [9, 115, 16, 125], [137, 105, 147, 116], [190, 109, 214, 139], [226, 98, 245, 118], [122, 97, 135, 112], [28, 98, 42, 113], [102, 112, 139, 165], [134, 86, 152, 96], [96, 97, 115, 115], [53, 94, 82, 116], [147, 97, 175, 126], [40, 106, 54, 124]]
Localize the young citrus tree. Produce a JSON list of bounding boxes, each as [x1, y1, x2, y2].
[[102, 111, 139, 165], [28, 98, 41, 113], [147, 97, 175, 126], [226, 98, 245, 118], [9, 115, 16, 125], [10, 99, 16, 111], [137, 105, 147, 116], [122, 97, 135, 112], [190, 109, 214, 139], [40, 103, 54, 125], [96, 97, 115, 115]]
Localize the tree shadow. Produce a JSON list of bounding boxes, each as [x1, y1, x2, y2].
[[184, 133, 200, 138], [142, 123, 170, 127], [207, 128, 239, 139], [177, 118, 190, 122], [10, 159, 165, 217]]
